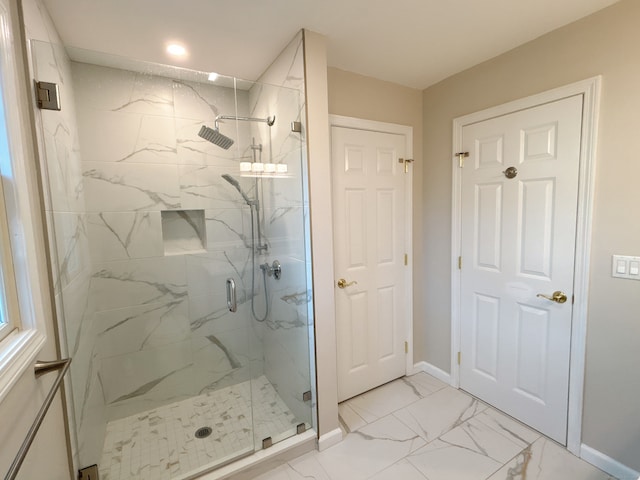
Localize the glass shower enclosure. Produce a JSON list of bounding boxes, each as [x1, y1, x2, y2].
[[32, 40, 314, 479]]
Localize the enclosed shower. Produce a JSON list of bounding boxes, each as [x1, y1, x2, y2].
[[32, 37, 314, 480]]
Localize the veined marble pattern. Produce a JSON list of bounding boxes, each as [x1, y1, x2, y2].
[[254, 373, 617, 480], [99, 376, 303, 480], [37, 33, 312, 476]]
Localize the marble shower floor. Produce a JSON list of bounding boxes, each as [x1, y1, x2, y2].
[[100, 375, 300, 480], [253, 372, 619, 480]]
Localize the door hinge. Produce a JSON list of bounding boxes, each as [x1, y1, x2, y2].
[[404, 253, 408, 266], [78, 465, 99, 479], [35, 81, 61, 110], [572, 294, 575, 305], [454, 152, 469, 168], [399, 158, 414, 173], [458, 256, 462, 269], [457, 351, 461, 365], [405, 341, 409, 354]]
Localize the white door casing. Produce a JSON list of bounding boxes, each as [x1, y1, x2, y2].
[[330, 117, 413, 402], [451, 77, 601, 454]]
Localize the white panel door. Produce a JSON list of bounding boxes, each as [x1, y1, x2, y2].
[[332, 126, 407, 402], [459, 95, 583, 444]]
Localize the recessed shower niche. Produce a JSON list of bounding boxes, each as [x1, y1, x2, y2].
[[161, 209, 206, 255]]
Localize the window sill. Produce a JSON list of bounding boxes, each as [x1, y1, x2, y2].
[[0, 328, 46, 402]]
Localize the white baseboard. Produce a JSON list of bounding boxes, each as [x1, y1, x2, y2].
[[318, 428, 342, 451], [414, 361, 453, 385], [581, 444, 639, 480]]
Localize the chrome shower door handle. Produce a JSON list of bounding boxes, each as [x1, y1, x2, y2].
[[226, 278, 237, 312]]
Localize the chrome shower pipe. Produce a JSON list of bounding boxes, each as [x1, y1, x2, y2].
[[214, 114, 275, 130]]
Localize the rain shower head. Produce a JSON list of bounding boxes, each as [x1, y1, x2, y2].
[[198, 125, 234, 150], [222, 174, 253, 205]]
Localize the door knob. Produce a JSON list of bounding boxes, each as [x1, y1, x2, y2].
[[536, 291, 568, 304], [337, 278, 357, 289]]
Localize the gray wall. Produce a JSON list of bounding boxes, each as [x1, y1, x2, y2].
[[421, 0, 640, 470], [327, 67, 424, 361]]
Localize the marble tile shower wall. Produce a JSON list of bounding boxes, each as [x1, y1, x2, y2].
[[69, 61, 272, 426], [32, 41, 104, 467], [34, 31, 313, 470], [249, 33, 314, 427]]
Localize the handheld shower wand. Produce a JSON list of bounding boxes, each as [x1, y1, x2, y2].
[[221, 174, 254, 205], [221, 173, 270, 322], [221, 174, 267, 253]]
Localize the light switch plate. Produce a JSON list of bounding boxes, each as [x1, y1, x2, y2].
[[612, 255, 640, 280]]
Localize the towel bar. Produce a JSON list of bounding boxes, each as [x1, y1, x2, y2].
[[4, 357, 71, 480]]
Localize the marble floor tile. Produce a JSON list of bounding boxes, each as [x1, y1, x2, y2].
[[401, 371, 448, 397], [256, 373, 623, 480], [394, 386, 486, 442], [407, 438, 503, 480], [287, 452, 332, 480], [252, 459, 330, 480], [315, 414, 426, 480], [438, 416, 525, 463], [486, 437, 615, 480], [474, 407, 541, 449], [367, 458, 428, 480], [338, 375, 426, 426], [338, 402, 367, 432]]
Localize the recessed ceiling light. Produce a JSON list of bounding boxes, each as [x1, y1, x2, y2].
[[208, 72, 219, 82], [166, 43, 187, 57]]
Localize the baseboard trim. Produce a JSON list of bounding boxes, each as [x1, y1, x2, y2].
[[581, 444, 639, 480], [413, 361, 453, 385], [318, 428, 342, 451]]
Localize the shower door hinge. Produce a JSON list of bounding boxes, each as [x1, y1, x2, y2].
[[78, 464, 99, 479], [303, 390, 312, 402], [457, 351, 461, 365], [405, 341, 409, 354], [455, 152, 469, 168], [458, 256, 462, 269], [399, 158, 414, 173], [35, 81, 61, 110], [262, 437, 273, 449], [404, 254, 408, 266]]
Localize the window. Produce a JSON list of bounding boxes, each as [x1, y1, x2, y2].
[[0, 85, 20, 343], [0, 0, 48, 400]]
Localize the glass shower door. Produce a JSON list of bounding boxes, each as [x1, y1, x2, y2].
[[31, 39, 314, 480]]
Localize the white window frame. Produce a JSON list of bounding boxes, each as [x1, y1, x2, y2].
[[0, 167, 20, 343], [0, 0, 48, 401]]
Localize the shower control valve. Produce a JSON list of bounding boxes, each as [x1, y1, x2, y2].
[[260, 260, 282, 280]]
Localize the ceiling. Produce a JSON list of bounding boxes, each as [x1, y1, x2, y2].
[[41, 0, 620, 90]]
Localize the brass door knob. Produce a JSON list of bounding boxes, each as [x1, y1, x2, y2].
[[536, 291, 568, 304], [337, 278, 357, 289]]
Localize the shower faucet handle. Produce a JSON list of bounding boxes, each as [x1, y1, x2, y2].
[[271, 260, 282, 280], [260, 260, 282, 280]]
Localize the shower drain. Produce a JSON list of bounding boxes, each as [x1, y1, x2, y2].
[[195, 426, 213, 439]]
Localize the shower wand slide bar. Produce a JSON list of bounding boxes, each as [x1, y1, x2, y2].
[[5, 357, 71, 480]]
